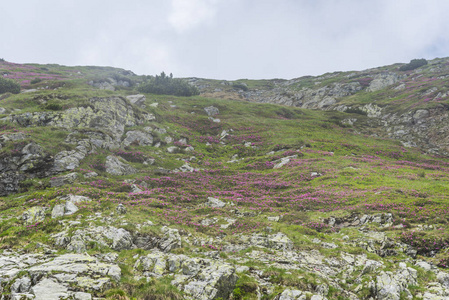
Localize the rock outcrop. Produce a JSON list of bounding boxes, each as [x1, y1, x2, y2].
[[135, 250, 238, 300], [105, 155, 136, 175], [0, 252, 120, 299]]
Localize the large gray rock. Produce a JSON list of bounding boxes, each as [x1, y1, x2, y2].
[[126, 94, 146, 107], [375, 264, 417, 300], [273, 155, 297, 169], [167, 146, 180, 153], [50, 172, 78, 187], [413, 109, 429, 123], [88, 77, 132, 90], [181, 261, 238, 300], [51, 205, 65, 218], [121, 130, 153, 147], [204, 106, 219, 116], [60, 226, 134, 253], [0, 252, 119, 299], [105, 155, 136, 176], [66, 130, 119, 151], [18, 142, 45, 171], [22, 206, 47, 225], [135, 251, 238, 300], [0, 171, 23, 196], [5, 97, 144, 140], [362, 103, 383, 118], [53, 149, 86, 172], [174, 163, 197, 173], [279, 289, 307, 300], [60, 194, 92, 204], [206, 197, 226, 208], [367, 73, 401, 92], [31, 278, 70, 300], [160, 226, 182, 252], [240, 232, 293, 251], [64, 201, 79, 215], [52, 194, 92, 217], [105, 227, 134, 251], [0, 132, 28, 142], [10, 276, 32, 294]]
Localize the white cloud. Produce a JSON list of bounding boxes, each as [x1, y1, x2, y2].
[[2, 0, 449, 79], [168, 0, 221, 33]]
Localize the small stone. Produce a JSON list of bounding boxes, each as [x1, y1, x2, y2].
[[206, 197, 226, 208], [117, 204, 127, 214], [204, 106, 219, 116], [167, 146, 180, 154], [73, 292, 92, 300], [83, 172, 98, 178]]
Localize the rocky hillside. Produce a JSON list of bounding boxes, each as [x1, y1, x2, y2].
[[1, 60, 449, 299], [189, 57, 449, 156]]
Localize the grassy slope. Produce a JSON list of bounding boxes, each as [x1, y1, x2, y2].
[[1, 61, 449, 299]]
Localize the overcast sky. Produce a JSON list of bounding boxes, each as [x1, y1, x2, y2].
[[2, 0, 449, 80]]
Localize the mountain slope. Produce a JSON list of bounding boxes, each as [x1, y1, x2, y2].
[[0, 60, 449, 299], [189, 57, 449, 156]]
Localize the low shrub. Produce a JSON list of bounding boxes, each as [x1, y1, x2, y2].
[[30, 78, 42, 84], [399, 59, 428, 71], [232, 82, 249, 91], [138, 72, 199, 97], [0, 77, 20, 94]]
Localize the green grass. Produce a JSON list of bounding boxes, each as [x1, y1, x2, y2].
[[2, 59, 449, 299]]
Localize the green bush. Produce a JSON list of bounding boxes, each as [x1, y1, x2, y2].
[[399, 59, 428, 71], [30, 78, 42, 84], [232, 82, 249, 91], [137, 72, 199, 97], [0, 77, 21, 94], [44, 100, 64, 111]]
